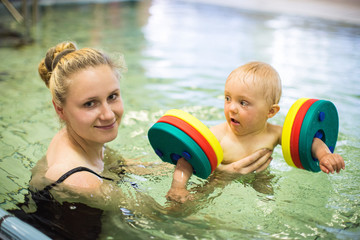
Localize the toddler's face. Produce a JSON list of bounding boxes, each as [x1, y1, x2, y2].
[[224, 77, 270, 136]]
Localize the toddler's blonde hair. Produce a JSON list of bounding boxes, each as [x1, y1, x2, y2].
[[227, 61, 282, 105]]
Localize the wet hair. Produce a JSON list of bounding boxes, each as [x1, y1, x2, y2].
[[38, 41, 126, 107], [227, 61, 282, 105]]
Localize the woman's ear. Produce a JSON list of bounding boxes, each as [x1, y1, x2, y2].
[[268, 104, 280, 118], [52, 100, 66, 121]]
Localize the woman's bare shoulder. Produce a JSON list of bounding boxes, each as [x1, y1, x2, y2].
[[45, 163, 103, 191], [45, 135, 103, 190]]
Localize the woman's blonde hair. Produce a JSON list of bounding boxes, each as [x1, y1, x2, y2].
[[227, 61, 282, 105], [38, 41, 126, 107]]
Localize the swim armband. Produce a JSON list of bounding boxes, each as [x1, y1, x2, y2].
[[148, 109, 223, 179], [281, 98, 339, 172]]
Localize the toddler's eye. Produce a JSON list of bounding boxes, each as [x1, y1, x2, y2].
[[225, 96, 231, 101], [240, 101, 248, 106]]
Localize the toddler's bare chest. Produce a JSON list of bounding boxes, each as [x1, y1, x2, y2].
[[220, 134, 278, 164]]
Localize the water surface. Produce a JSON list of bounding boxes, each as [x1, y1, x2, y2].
[[0, 0, 359, 239]]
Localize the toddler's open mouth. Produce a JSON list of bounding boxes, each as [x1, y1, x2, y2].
[[231, 118, 240, 124]]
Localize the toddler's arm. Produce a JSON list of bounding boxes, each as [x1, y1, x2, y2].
[[312, 138, 345, 174], [165, 149, 272, 203], [166, 158, 194, 203]]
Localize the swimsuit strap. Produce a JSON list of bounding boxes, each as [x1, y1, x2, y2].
[[42, 166, 114, 192]]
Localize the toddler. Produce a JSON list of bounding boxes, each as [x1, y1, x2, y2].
[[166, 61, 345, 203]]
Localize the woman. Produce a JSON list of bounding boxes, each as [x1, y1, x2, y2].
[[11, 42, 132, 239], [36, 41, 126, 192]]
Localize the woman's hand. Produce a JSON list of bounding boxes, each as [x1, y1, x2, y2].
[[216, 148, 273, 175]]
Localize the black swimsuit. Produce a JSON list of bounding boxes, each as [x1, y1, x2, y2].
[[9, 167, 115, 240], [42, 166, 114, 191]]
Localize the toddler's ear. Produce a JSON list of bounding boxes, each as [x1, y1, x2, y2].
[[268, 104, 280, 118]]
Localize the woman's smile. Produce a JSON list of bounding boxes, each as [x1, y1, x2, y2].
[[94, 119, 117, 130]]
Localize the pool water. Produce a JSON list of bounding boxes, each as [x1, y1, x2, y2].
[[1, 0, 360, 239]]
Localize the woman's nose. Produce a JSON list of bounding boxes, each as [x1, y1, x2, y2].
[[99, 103, 115, 120]]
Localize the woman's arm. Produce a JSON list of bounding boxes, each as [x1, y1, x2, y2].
[[166, 148, 272, 203], [215, 148, 273, 175]]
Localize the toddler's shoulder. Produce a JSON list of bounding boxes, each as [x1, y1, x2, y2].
[[210, 122, 227, 142], [268, 123, 282, 144]]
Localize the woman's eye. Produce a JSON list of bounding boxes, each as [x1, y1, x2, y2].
[[108, 93, 118, 101], [84, 101, 95, 108]]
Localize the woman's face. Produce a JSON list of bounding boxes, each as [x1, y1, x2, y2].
[[60, 65, 124, 144]]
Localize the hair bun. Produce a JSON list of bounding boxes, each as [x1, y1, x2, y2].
[[38, 42, 77, 88], [46, 49, 75, 72], [44, 47, 56, 73]]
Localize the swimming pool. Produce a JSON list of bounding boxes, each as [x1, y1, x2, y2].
[[0, 0, 359, 239]]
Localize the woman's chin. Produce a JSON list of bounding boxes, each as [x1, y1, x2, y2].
[[96, 130, 119, 144]]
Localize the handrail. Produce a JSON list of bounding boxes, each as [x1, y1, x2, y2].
[[0, 208, 51, 240]]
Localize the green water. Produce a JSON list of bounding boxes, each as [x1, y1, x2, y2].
[[0, 0, 359, 239]]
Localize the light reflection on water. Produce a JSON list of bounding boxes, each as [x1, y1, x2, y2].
[[0, 0, 359, 239]]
